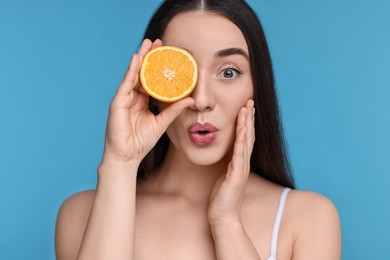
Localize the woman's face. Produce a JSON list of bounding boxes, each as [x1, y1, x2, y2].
[[161, 11, 253, 166]]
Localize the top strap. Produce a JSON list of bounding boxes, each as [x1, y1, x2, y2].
[[267, 187, 291, 260]]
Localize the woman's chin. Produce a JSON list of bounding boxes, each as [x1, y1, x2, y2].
[[184, 149, 231, 167]]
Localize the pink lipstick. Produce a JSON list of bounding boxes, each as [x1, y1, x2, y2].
[[188, 122, 218, 146]]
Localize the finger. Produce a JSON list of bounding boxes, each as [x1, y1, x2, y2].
[[151, 39, 163, 49], [133, 73, 139, 87], [135, 72, 148, 96], [122, 39, 152, 85], [230, 106, 248, 174], [246, 99, 255, 151], [155, 97, 195, 133], [227, 125, 248, 185], [116, 54, 141, 96], [138, 84, 149, 96], [241, 100, 255, 175], [236, 106, 247, 136], [230, 105, 247, 175], [231, 102, 253, 181], [138, 38, 153, 58]]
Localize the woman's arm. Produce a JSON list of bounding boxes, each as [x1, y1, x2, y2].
[[208, 100, 261, 259], [55, 38, 194, 260], [291, 191, 342, 260], [55, 190, 95, 260], [55, 162, 138, 260], [210, 222, 261, 260], [76, 161, 139, 260]]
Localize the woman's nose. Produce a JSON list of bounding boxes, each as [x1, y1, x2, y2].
[[190, 72, 215, 112]]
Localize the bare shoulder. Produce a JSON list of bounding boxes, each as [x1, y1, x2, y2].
[[286, 189, 340, 229], [244, 175, 341, 259], [287, 189, 339, 218], [55, 190, 96, 260], [286, 189, 342, 260]]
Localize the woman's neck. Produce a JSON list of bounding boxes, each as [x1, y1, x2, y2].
[[139, 144, 231, 204]]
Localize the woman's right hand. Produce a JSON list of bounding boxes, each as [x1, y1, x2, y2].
[[101, 39, 194, 167]]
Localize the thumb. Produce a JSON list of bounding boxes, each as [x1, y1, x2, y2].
[[155, 97, 194, 133]]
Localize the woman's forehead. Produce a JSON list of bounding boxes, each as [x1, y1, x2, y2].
[[162, 11, 248, 55]]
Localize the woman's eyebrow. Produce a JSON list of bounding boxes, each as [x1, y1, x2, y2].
[[215, 47, 249, 60]]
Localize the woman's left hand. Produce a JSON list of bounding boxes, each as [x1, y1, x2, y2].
[[208, 99, 255, 227]]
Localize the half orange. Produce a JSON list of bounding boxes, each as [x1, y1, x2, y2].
[[140, 46, 198, 103]]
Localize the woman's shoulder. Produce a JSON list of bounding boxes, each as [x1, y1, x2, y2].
[[55, 190, 96, 259], [286, 189, 342, 258], [57, 190, 96, 222], [246, 174, 341, 258], [247, 174, 342, 257], [287, 188, 339, 216], [286, 188, 340, 231], [285, 188, 341, 236], [247, 173, 339, 219], [59, 189, 96, 206]]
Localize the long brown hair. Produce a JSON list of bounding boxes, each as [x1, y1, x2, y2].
[[137, 0, 295, 189]]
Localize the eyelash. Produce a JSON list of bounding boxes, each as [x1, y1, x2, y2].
[[219, 65, 243, 79]]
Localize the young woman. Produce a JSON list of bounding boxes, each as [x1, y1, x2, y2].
[[55, 1, 341, 259]]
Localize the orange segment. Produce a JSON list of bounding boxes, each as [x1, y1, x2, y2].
[[140, 46, 198, 103]]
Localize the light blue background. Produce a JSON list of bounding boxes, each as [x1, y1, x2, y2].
[[0, 0, 389, 259]]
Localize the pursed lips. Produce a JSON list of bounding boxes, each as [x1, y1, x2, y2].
[[188, 122, 218, 145]]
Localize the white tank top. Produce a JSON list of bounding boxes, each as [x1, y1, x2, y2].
[[266, 187, 291, 260]]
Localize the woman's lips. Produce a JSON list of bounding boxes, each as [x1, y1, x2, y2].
[[188, 122, 218, 146]]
